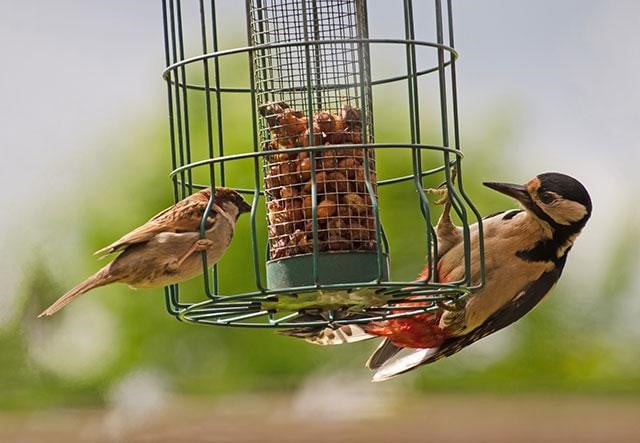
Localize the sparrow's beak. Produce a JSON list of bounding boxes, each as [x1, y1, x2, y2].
[[483, 181, 533, 207], [238, 199, 252, 214]]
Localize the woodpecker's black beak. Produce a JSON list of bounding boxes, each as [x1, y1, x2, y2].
[[483, 181, 533, 207]]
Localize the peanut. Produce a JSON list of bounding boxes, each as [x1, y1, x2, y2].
[[299, 123, 322, 147], [326, 171, 349, 193], [302, 171, 328, 195], [316, 147, 337, 170], [298, 157, 312, 181], [317, 198, 337, 218], [314, 111, 336, 134], [343, 193, 368, 214]]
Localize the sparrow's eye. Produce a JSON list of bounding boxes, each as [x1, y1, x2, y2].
[[539, 191, 555, 204]]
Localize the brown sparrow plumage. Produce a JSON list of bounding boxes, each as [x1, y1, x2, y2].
[[38, 187, 251, 317]]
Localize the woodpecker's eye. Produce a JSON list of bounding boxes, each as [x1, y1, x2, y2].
[[539, 191, 555, 204]]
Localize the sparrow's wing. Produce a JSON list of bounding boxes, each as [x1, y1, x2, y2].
[[371, 257, 566, 382], [95, 191, 214, 257]]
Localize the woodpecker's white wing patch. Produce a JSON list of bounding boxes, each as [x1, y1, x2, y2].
[[312, 324, 374, 345], [280, 324, 374, 346], [371, 347, 438, 382], [366, 339, 402, 369]]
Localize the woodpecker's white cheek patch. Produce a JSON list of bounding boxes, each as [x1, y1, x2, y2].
[[534, 197, 588, 226], [549, 200, 588, 225]]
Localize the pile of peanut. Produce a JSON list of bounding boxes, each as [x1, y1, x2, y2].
[[260, 101, 377, 259]]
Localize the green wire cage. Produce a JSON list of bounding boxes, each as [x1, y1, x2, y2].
[[161, 0, 484, 328]]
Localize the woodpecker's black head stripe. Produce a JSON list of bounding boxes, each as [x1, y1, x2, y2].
[[502, 209, 522, 220], [526, 198, 562, 229]]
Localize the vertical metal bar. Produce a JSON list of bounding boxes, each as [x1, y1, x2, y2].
[[311, 0, 323, 110], [198, 1, 216, 187], [256, 0, 274, 104], [175, 0, 194, 195], [356, 0, 384, 282], [404, 0, 435, 282], [162, 0, 187, 311], [162, 0, 179, 203], [359, 0, 374, 141], [403, 0, 417, 144], [168, 0, 187, 199], [301, 0, 320, 286], [361, 0, 389, 259], [445, 0, 484, 289], [435, 0, 470, 285], [198, 0, 217, 299], [209, 0, 226, 296], [162, 0, 181, 315], [210, 1, 226, 187], [247, 0, 266, 292], [435, 0, 449, 149], [164, 287, 177, 316]]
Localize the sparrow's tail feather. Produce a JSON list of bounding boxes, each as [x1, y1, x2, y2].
[[279, 324, 375, 346], [93, 246, 115, 259], [38, 266, 116, 318], [366, 339, 402, 369]]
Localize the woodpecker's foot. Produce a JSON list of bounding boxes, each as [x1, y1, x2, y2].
[[437, 298, 466, 313], [425, 186, 450, 206], [425, 166, 458, 205]]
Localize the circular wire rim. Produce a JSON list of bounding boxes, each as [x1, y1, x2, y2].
[[162, 38, 458, 93], [166, 142, 472, 317], [172, 283, 472, 328], [169, 142, 463, 193], [165, 251, 474, 328]]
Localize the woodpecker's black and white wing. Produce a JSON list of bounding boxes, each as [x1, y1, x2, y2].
[[278, 310, 378, 345], [371, 255, 567, 382], [366, 339, 403, 369], [279, 323, 374, 345], [365, 209, 511, 371]]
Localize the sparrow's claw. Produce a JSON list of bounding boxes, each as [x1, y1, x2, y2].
[[168, 239, 215, 272]]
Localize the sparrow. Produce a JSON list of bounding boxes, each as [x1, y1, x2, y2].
[[38, 187, 251, 317], [282, 172, 592, 381]]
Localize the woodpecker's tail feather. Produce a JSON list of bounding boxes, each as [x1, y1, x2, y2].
[[38, 266, 116, 318], [366, 339, 403, 369], [371, 347, 439, 382], [279, 324, 375, 346]]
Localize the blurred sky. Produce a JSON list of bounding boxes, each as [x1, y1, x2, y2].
[[1, 0, 639, 324]]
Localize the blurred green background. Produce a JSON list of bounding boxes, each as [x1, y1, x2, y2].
[[1, 1, 639, 442]]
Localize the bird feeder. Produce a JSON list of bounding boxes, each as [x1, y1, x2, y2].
[[252, 1, 382, 289], [161, 0, 484, 328]]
